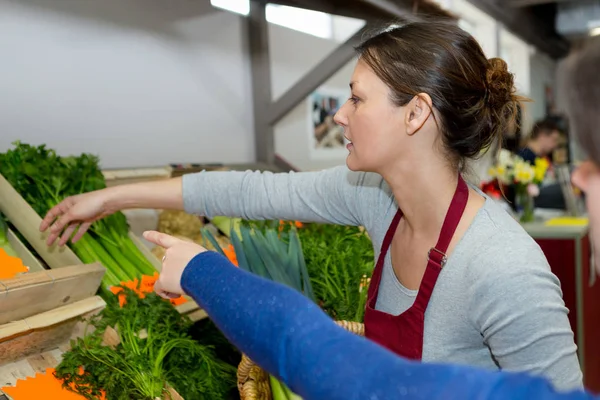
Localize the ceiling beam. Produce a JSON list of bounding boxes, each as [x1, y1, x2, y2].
[[466, 0, 569, 58], [508, 0, 579, 7], [258, 0, 456, 22]]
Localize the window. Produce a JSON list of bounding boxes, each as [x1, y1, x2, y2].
[[266, 4, 332, 39], [210, 0, 250, 15], [210, 0, 333, 39]]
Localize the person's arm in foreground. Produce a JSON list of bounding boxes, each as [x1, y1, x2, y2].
[[145, 231, 595, 400]]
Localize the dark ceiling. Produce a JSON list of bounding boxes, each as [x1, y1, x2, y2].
[[258, 0, 573, 59]]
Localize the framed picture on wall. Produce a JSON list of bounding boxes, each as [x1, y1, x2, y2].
[[307, 87, 349, 160]]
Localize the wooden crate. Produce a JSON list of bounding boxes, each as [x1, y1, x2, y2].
[[0, 263, 105, 326], [0, 295, 106, 399], [0, 173, 205, 322], [102, 166, 173, 187], [0, 174, 80, 269], [7, 228, 45, 273], [0, 262, 106, 393]]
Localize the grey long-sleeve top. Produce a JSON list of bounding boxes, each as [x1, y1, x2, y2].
[[182, 165, 583, 391]]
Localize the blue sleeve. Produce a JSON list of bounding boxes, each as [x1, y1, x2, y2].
[[180, 251, 595, 400]]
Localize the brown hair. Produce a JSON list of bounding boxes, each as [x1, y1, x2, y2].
[[529, 118, 561, 140], [562, 36, 600, 165], [355, 21, 525, 169]]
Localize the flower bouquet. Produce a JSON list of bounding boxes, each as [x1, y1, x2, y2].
[[487, 149, 549, 223]]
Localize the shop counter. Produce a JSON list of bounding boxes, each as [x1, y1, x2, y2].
[[522, 220, 599, 393]]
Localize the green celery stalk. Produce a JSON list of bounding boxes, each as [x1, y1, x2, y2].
[[269, 375, 289, 400], [97, 236, 144, 280], [82, 234, 131, 283], [282, 382, 303, 400], [120, 236, 157, 276], [71, 238, 120, 287]]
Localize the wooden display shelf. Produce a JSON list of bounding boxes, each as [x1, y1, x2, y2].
[[102, 166, 173, 187], [0, 297, 106, 399], [0, 263, 105, 326], [0, 262, 106, 397], [0, 172, 205, 323]]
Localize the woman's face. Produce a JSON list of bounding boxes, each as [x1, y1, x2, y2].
[[571, 160, 600, 273], [333, 60, 409, 173]]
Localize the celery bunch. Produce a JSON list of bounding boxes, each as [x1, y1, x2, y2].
[[0, 142, 156, 289]]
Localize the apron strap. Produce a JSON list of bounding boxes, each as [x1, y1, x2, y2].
[[429, 175, 469, 267], [414, 175, 469, 311]]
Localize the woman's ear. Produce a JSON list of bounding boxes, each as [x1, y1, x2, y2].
[[405, 93, 433, 136]]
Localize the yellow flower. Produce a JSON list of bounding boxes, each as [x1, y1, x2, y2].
[[514, 160, 535, 185], [533, 157, 549, 182]]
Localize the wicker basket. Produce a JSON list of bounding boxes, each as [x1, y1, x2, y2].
[[237, 320, 364, 400]]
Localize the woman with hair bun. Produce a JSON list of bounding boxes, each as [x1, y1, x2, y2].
[[42, 21, 582, 392]]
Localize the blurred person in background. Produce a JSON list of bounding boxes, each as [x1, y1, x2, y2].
[[518, 118, 562, 165]]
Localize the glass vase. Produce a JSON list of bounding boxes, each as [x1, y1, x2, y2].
[[516, 185, 535, 223]]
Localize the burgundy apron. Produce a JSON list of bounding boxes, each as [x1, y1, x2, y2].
[[364, 175, 469, 360]]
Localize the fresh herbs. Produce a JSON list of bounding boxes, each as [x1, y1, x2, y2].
[[55, 288, 237, 400], [205, 217, 375, 322], [295, 223, 374, 322], [0, 142, 156, 287]]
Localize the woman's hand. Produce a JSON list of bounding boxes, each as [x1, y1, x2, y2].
[[143, 230, 207, 299], [39, 189, 117, 246]]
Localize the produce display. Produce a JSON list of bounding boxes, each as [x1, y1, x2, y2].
[[0, 142, 376, 400], [0, 142, 156, 289]]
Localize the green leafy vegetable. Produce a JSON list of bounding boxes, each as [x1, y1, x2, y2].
[[289, 223, 374, 323], [0, 142, 156, 288], [55, 288, 237, 399]]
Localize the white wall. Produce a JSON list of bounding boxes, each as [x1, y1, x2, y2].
[[0, 0, 254, 169], [270, 20, 361, 171], [452, 0, 499, 58], [528, 50, 557, 123]]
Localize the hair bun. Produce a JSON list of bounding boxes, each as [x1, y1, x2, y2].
[[485, 58, 515, 109]]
